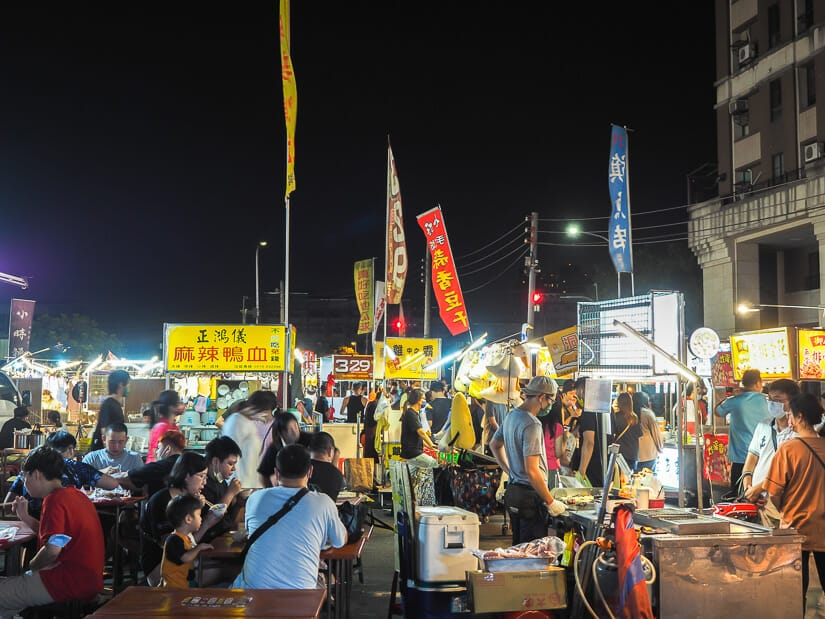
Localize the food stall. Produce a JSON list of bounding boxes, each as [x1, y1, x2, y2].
[[162, 323, 293, 450]]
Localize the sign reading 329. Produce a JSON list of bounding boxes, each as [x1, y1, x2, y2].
[[332, 355, 374, 380]]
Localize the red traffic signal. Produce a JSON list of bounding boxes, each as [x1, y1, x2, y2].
[[531, 291, 544, 304], [393, 318, 404, 332]]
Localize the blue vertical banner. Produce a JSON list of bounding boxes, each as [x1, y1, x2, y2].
[[607, 125, 633, 273]]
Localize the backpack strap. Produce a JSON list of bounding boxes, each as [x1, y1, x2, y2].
[[795, 438, 825, 473], [240, 487, 309, 562]]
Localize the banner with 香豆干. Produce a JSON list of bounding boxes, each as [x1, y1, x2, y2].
[[607, 124, 632, 274], [417, 205, 470, 336], [164, 324, 288, 372], [354, 259, 374, 335]]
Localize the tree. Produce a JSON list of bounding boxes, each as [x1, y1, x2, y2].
[[30, 313, 123, 361]]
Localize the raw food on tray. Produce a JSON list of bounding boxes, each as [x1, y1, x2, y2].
[[472, 536, 565, 561]]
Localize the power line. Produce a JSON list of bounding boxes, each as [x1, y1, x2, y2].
[[459, 243, 528, 277], [463, 249, 528, 294], [454, 220, 524, 259], [459, 233, 525, 268]]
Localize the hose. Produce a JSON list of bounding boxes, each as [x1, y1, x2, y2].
[[592, 556, 616, 619], [573, 540, 604, 619]]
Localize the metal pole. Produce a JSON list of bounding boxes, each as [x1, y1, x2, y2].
[[284, 198, 290, 325], [255, 245, 261, 325], [423, 249, 431, 337], [279, 280, 285, 323], [526, 211, 538, 334]]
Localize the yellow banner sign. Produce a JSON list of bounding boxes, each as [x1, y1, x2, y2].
[[798, 328, 825, 379], [354, 259, 374, 335], [384, 337, 440, 380], [543, 326, 578, 377], [164, 324, 288, 372], [730, 327, 792, 380]]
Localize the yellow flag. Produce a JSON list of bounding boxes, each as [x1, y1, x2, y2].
[[279, 0, 297, 198]]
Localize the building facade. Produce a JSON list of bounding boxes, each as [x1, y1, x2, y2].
[[689, 0, 825, 337]]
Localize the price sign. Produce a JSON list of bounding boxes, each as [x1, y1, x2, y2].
[[332, 355, 374, 380]]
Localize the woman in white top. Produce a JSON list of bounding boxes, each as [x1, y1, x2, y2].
[[220, 391, 273, 488]]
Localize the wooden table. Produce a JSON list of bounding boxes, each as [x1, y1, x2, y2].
[[89, 586, 325, 617], [319, 526, 372, 619], [0, 520, 36, 576], [197, 526, 372, 619]]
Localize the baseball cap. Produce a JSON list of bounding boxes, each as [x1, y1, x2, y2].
[[522, 376, 559, 397]]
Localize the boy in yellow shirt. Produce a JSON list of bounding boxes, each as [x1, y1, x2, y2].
[[160, 495, 214, 588]]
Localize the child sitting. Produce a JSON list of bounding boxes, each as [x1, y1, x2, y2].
[[160, 494, 214, 588]]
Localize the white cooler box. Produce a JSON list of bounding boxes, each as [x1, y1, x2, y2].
[[416, 506, 480, 584]]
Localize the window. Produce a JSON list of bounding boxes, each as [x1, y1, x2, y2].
[[772, 153, 785, 179], [770, 79, 782, 122], [734, 115, 750, 139], [768, 5, 781, 49], [805, 64, 816, 107], [798, 0, 813, 33]]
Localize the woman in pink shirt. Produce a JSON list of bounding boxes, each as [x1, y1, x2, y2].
[[146, 391, 183, 463], [540, 399, 564, 488]]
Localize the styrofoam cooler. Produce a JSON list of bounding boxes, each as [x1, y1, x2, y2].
[[416, 506, 480, 584]]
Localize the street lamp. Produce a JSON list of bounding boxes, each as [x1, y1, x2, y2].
[[565, 223, 609, 243], [736, 302, 825, 314], [255, 241, 268, 325]]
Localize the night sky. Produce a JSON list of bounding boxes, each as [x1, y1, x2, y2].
[[0, 3, 717, 357]]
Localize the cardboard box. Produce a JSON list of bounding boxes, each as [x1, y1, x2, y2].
[[467, 568, 566, 613]]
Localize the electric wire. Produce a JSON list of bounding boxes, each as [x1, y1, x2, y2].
[[462, 249, 528, 293], [458, 233, 525, 268], [459, 243, 527, 277], [454, 220, 524, 259]]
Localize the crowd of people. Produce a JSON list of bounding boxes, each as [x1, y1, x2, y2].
[[0, 375, 352, 617]]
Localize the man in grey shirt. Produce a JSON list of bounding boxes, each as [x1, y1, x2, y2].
[[490, 376, 566, 544], [82, 422, 144, 474]]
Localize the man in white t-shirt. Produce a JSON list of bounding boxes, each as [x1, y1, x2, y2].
[[233, 444, 347, 590], [744, 379, 799, 500]]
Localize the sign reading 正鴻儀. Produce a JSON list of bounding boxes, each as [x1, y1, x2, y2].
[[164, 324, 289, 372]]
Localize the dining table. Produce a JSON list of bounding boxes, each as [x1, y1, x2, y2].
[[0, 519, 36, 576], [90, 494, 145, 589], [88, 585, 326, 618], [196, 524, 372, 619]]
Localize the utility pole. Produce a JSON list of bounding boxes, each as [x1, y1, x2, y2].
[[525, 211, 539, 337]]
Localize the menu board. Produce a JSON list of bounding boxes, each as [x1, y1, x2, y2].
[[383, 337, 441, 380], [798, 328, 825, 379], [729, 327, 792, 380], [711, 347, 736, 387]]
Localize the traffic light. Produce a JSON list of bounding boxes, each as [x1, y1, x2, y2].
[[393, 318, 404, 332], [532, 291, 544, 312]]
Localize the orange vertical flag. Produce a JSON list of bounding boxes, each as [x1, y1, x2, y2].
[[279, 0, 297, 198]]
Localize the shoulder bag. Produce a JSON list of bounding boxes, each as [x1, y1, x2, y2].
[[796, 437, 825, 472], [240, 487, 309, 562]]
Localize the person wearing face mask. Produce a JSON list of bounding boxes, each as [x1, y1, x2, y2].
[[140, 452, 221, 585], [490, 376, 566, 545], [91, 370, 130, 451], [761, 393, 825, 614], [743, 379, 800, 503], [220, 391, 274, 489]]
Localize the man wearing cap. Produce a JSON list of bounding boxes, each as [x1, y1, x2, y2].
[[490, 376, 566, 544], [714, 368, 769, 491]]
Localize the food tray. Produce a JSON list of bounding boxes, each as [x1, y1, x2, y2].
[[482, 557, 555, 572]]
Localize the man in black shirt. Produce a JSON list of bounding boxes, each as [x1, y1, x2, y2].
[[308, 432, 345, 501], [0, 406, 31, 449], [574, 378, 605, 488], [120, 430, 185, 497], [400, 388, 437, 468], [91, 370, 130, 450], [426, 381, 451, 435]]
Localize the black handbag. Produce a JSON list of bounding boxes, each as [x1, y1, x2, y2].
[[337, 500, 368, 544]]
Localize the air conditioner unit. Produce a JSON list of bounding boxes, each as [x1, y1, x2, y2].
[[729, 99, 748, 115], [804, 142, 824, 163], [738, 44, 755, 64]]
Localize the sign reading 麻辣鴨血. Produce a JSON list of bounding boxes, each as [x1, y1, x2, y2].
[[164, 324, 289, 372]]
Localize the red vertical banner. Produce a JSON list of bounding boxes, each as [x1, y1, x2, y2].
[[417, 206, 470, 336], [9, 298, 36, 357], [385, 145, 407, 304]]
